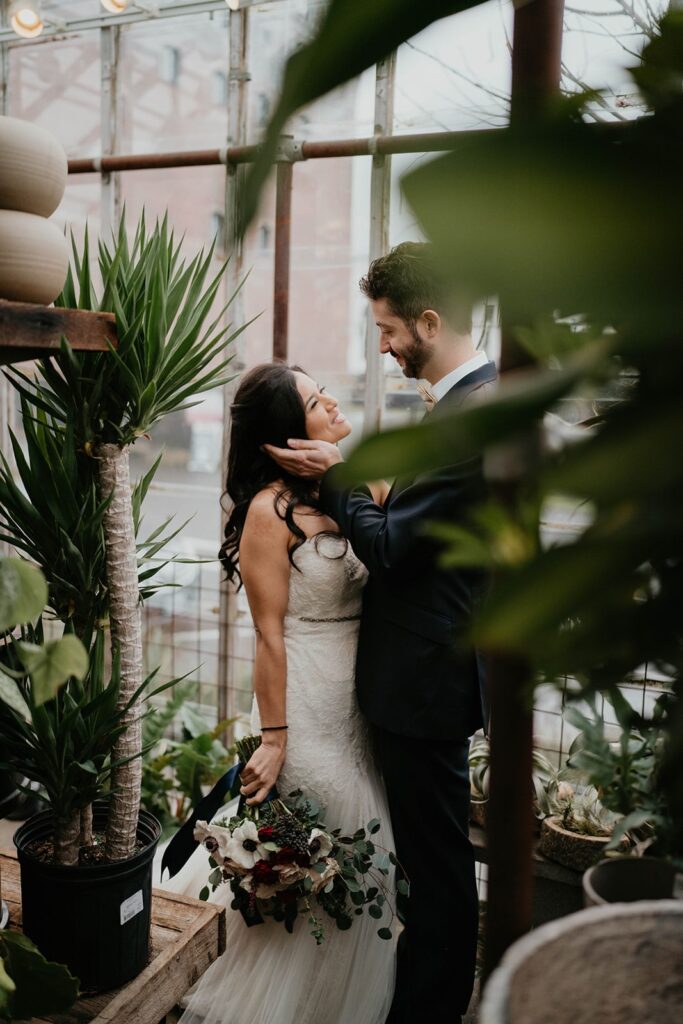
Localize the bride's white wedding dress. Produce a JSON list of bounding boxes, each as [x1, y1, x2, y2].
[[163, 534, 396, 1024]]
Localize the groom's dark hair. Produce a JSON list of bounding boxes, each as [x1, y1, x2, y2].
[[360, 241, 472, 334]]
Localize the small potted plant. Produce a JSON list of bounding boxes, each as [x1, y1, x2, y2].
[[538, 780, 627, 872], [468, 733, 559, 831]]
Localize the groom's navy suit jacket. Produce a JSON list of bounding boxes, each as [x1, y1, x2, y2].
[[319, 361, 497, 742]]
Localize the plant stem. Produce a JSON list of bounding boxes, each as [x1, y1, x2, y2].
[[80, 804, 93, 847], [99, 443, 143, 862], [54, 811, 80, 866]]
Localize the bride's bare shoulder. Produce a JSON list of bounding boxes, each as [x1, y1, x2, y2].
[[242, 486, 289, 546]]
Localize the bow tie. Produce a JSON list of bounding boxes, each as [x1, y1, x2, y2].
[[415, 382, 437, 412]]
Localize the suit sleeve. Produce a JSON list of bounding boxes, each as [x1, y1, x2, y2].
[[318, 459, 481, 576]]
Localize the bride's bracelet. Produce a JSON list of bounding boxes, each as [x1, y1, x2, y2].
[[261, 725, 288, 731]]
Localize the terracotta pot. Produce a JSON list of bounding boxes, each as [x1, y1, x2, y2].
[[0, 115, 67, 218], [0, 209, 69, 305], [480, 901, 683, 1024], [538, 815, 623, 872]]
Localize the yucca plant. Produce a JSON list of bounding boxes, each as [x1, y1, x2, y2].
[[6, 213, 245, 860], [0, 403, 184, 641]]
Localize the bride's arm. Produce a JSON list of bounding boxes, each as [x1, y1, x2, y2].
[[238, 492, 291, 806]]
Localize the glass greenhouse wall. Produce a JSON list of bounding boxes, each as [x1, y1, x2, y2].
[[0, 0, 670, 757]]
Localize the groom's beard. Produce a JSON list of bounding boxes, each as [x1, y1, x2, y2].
[[395, 322, 434, 379]]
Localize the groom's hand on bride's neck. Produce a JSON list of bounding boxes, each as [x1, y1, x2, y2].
[[262, 438, 343, 479]]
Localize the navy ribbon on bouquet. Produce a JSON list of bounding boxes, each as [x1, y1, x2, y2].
[[160, 761, 278, 882]]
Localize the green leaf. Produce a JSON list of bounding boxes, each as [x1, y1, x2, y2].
[[0, 558, 48, 631], [199, 886, 210, 902], [1, 931, 79, 1019], [377, 927, 393, 941], [17, 635, 89, 706], [368, 904, 383, 919], [341, 344, 607, 484], [397, 879, 410, 897], [367, 818, 381, 834], [0, 668, 30, 719]]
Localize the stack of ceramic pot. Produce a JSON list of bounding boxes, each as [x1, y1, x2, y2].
[[0, 115, 69, 305]]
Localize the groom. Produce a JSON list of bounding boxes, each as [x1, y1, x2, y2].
[[266, 242, 496, 1022]]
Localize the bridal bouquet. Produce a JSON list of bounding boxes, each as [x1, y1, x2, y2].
[[194, 736, 406, 944]]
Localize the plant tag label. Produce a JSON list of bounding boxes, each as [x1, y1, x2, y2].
[[120, 890, 144, 926]]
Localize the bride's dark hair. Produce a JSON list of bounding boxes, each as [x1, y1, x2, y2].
[[219, 362, 335, 586]]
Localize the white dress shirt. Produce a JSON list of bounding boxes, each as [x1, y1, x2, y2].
[[430, 351, 490, 403]]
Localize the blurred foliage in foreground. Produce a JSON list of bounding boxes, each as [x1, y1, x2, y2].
[[251, 6, 683, 861]]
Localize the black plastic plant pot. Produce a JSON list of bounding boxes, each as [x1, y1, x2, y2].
[[14, 802, 161, 993]]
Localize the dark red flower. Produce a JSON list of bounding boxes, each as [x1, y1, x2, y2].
[[252, 859, 279, 886], [273, 847, 309, 868], [258, 825, 276, 841]]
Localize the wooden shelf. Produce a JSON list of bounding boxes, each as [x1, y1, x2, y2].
[[0, 299, 117, 367], [1, 847, 226, 1024]]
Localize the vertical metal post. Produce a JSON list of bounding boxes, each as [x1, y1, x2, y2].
[[218, 6, 250, 736], [483, 0, 565, 981], [363, 52, 396, 436], [273, 158, 293, 361], [100, 25, 121, 238], [0, 26, 16, 526]]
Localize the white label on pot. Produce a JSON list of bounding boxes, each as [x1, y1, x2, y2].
[[120, 890, 144, 926]]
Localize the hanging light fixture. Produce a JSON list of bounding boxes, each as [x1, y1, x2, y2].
[[9, 0, 44, 38], [100, 0, 130, 13]]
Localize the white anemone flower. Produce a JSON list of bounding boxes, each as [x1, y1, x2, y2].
[[308, 827, 333, 860], [193, 820, 232, 859], [225, 819, 268, 870]]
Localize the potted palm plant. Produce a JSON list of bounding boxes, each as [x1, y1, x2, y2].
[[0, 214, 244, 990]]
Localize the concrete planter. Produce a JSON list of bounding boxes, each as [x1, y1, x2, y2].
[[583, 855, 677, 907], [480, 901, 683, 1024], [0, 115, 67, 218], [538, 815, 622, 872], [0, 209, 69, 304]]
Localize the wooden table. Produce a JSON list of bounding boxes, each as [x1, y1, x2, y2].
[[1, 849, 226, 1024]]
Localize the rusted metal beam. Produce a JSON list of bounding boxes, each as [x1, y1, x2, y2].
[[273, 159, 293, 362], [66, 130, 497, 176], [483, 0, 565, 982], [0, 300, 117, 366]]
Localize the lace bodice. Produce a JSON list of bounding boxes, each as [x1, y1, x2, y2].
[[285, 533, 368, 627]]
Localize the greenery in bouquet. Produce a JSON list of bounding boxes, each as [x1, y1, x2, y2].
[[194, 737, 405, 945]]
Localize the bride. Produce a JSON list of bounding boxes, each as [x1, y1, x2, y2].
[[164, 362, 396, 1024]]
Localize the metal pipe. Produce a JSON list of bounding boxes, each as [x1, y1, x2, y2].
[[100, 24, 121, 238], [363, 52, 396, 437], [273, 159, 293, 362], [483, 0, 565, 982], [218, 4, 250, 742], [66, 130, 497, 176]]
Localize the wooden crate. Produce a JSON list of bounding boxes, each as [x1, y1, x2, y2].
[[0, 848, 226, 1024]]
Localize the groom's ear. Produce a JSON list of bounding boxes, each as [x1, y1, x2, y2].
[[421, 309, 441, 337]]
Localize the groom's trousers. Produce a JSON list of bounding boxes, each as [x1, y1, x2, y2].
[[374, 727, 478, 1023]]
